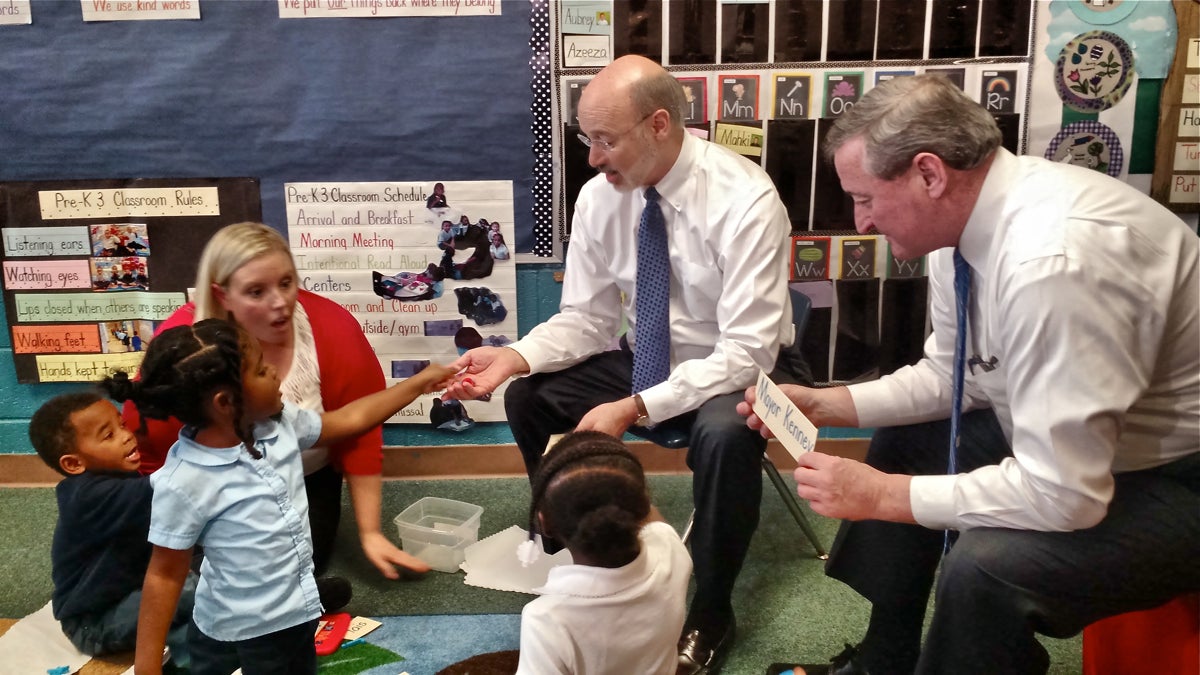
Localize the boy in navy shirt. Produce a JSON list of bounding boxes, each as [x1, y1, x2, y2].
[[30, 390, 194, 670]]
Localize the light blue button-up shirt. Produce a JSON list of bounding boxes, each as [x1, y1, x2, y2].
[[148, 403, 324, 641]]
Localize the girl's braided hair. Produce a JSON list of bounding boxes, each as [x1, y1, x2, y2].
[[101, 318, 260, 458], [529, 431, 650, 568]]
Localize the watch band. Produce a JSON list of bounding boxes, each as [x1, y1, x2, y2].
[[633, 393, 650, 426]]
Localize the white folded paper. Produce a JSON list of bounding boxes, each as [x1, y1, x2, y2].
[[461, 525, 573, 594], [0, 602, 90, 675]]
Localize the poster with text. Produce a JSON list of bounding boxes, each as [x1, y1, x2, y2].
[[285, 180, 517, 426], [0, 178, 261, 383]]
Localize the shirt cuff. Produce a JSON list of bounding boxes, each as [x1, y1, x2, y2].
[[638, 381, 678, 423], [846, 379, 900, 428], [507, 341, 544, 375], [910, 474, 959, 529]]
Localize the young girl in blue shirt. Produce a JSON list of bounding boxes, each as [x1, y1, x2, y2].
[[102, 318, 453, 675]]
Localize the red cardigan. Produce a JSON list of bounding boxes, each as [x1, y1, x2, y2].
[[123, 290, 386, 475]]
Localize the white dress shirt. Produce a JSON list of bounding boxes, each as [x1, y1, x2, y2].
[[511, 132, 794, 422], [515, 522, 692, 675], [850, 148, 1200, 532]]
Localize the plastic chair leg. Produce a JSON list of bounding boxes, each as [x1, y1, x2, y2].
[[762, 456, 829, 559]]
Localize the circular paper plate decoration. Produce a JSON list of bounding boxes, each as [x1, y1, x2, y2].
[[1066, 0, 1138, 26], [1055, 30, 1135, 113], [1045, 121, 1124, 178]]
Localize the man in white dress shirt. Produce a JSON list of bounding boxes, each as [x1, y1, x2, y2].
[[445, 54, 810, 675], [742, 74, 1200, 675]]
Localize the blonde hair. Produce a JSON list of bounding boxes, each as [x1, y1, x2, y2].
[[193, 222, 295, 320]]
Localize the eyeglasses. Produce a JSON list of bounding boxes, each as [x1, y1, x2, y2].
[[577, 111, 655, 152]]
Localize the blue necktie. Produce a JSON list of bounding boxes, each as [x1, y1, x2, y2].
[[632, 187, 670, 394], [944, 249, 970, 553], [948, 249, 970, 475]]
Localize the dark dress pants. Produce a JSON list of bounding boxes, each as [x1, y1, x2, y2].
[[825, 409, 1200, 675], [504, 344, 810, 634], [305, 463, 344, 576], [188, 617, 319, 675]]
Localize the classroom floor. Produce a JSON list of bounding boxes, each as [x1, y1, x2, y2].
[[0, 476, 1083, 675]]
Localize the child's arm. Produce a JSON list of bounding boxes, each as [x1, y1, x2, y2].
[[135, 545, 192, 675], [317, 363, 457, 446]]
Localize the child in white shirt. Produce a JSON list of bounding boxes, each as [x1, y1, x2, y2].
[[516, 431, 692, 675]]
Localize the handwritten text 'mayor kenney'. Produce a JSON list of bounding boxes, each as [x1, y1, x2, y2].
[[756, 376, 816, 454]]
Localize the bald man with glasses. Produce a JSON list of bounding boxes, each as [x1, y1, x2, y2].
[[444, 54, 810, 675]]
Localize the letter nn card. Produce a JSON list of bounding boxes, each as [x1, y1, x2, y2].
[[752, 370, 819, 460]]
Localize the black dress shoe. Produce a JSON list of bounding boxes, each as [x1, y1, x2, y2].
[[765, 643, 868, 675], [315, 575, 353, 613], [677, 619, 735, 675]]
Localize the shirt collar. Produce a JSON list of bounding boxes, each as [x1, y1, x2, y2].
[[173, 413, 284, 466], [174, 428, 243, 466], [648, 131, 698, 214], [535, 545, 652, 598], [959, 147, 1017, 270]]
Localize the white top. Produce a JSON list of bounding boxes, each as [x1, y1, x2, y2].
[[850, 148, 1200, 532], [510, 132, 795, 422], [280, 303, 328, 474], [516, 521, 692, 675]]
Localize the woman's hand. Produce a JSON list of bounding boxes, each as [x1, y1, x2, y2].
[[359, 530, 431, 578]]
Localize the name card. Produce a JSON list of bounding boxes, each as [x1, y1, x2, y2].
[[751, 369, 818, 461]]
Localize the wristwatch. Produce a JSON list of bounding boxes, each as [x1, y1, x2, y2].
[[632, 393, 651, 427]]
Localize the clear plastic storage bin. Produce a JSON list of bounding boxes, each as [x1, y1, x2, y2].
[[393, 497, 484, 573]]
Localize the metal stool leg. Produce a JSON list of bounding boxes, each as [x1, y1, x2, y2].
[[762, 456, 829, 560]]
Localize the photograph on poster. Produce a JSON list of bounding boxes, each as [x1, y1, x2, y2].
[[89, 223, 149, 257], [89, 256, 148, 291], [391, 359, 432, 379], [100, 319, 155, 354], [425, 318, 465, 337]]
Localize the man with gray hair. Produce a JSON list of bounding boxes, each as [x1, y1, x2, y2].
[[741, 74, 1199, 674]]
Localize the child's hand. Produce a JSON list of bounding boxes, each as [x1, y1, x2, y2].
[[413, 363, 458, 393]]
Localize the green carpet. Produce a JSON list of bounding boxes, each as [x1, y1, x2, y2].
[[0, 476, 1083, 674]]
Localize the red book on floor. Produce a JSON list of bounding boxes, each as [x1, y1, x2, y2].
[[314, 612, 352, 656]]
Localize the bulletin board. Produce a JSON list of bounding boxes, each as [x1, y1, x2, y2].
[[547, 0, 1036, 384], [0, 0, 536, 252], [0, 178, 261, 383], [0, 0, 536, 421]]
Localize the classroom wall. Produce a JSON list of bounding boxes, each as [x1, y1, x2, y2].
[[0, 263, 564, 453], [2, 1, 1193, 457], [0, 0, 542, 454]]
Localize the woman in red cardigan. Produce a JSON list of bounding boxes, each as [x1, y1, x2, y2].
[[123, 222, 431, 583]]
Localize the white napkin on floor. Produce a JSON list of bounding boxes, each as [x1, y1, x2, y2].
[[460, 525, 573, 594], [0, 601, 89, 675]]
